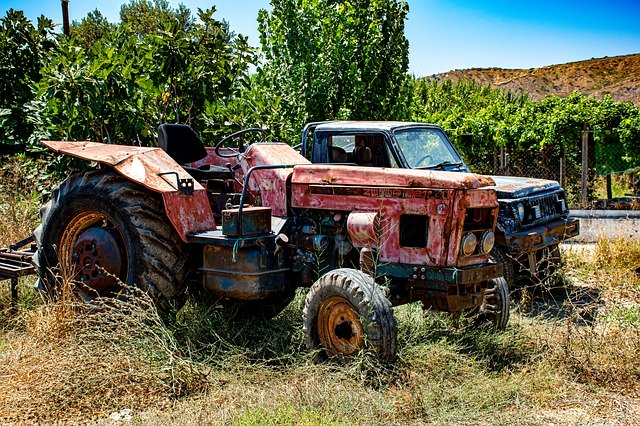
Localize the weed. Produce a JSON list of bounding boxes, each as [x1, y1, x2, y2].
[[0, 170, 638, 423], [0, 283, 208, 423]]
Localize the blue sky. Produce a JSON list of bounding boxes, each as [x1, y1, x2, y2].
[[2, 0, 639, 76]]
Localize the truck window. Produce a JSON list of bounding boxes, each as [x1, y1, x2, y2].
[[394, 128, 461, 168], [326, 133, 392, 167]]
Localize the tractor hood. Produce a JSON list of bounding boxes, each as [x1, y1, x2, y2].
[[292, 164, 495, 190], [488, 175, 561, 199]]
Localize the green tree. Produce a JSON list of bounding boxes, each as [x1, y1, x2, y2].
[[70, 10, 115, 50], [120, 0, 192, 35], [257, 0, 410, 143], [0, 9, 55, 144], [28, 5, 256, 148]]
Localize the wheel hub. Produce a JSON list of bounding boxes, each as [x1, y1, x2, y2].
[[317, 296, 364, 357], [72, 226, 123, 293]]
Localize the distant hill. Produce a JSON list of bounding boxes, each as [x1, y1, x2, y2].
[[428, 53, 640, 105]]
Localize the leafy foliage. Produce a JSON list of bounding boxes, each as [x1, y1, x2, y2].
[[411, 78, 640, 182], [70, 10, 114, 50], [257, 0, 411, 142], [25, 2, 256, 148], [0, 10, 55, 144], [120, 0, 192, 35]]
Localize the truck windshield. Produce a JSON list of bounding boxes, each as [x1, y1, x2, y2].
[[394, 128, 463, 169]]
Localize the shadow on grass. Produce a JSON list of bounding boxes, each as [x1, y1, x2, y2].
[[515, 272, 602, 326], [170, 288, 309, 367]]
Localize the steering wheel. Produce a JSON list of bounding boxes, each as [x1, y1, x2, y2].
[[414, 154, 433, 167], [215, 128, 267, 158]]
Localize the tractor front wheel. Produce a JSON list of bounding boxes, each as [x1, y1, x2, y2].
[[33, 170, 188, 314], [303, 268, 396, 362]]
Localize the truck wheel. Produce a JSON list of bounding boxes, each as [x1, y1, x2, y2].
[[477, 277, 510, 330], [33, 170, 188, 314], [490, 246, 514, 287], [303, 268, 396, 362]]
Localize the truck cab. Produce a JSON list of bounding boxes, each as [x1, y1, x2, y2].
[[303, 121, 580, 285]]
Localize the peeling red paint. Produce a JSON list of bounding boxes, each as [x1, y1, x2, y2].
[[238, 143, 310, 217], [291, 164, 495, 189], [347, 212, 379, 248], [41, 140, 215, 241]]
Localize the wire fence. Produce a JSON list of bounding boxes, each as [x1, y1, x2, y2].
[[459, 130, 640, 209]]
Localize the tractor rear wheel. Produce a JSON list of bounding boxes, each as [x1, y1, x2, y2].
[[33, 170, 188, 314], [303, 268, 396, 362]]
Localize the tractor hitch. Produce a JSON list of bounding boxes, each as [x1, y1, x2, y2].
[[0, 235, 37, 312]]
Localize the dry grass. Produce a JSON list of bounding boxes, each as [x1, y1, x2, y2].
[[0, 168, 639, 424], [433, 53, 640, 105], [0, 284, 207, 424]]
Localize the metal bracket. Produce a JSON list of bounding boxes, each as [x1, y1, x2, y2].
[[158, 172, 194, 195]]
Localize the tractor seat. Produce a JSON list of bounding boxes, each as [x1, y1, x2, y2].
[[158, 124, 233, 181]]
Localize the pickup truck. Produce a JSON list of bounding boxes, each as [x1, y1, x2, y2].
[[301, 121, 580, 286]]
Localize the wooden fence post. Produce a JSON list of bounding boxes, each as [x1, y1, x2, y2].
[[581, 125, 595, 207]]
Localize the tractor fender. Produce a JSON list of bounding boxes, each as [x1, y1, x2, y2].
[[41, 140, 216, 241]]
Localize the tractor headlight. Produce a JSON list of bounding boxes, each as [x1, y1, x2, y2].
[[479, 231, 495, 254], [516, 203, 525, 222], [460, 232, 477, 257]]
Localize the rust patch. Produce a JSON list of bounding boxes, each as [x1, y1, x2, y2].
[[42, 140, 215, 241], [292, 165, 495, 190], [347, 212, 380, 248]]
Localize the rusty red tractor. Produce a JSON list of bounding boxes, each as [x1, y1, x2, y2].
[[32, 124, 506, 361]]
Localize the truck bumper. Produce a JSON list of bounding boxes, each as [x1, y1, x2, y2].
[[378, 262, 503, 285], [380, 263, 504, 312], [503, 216, 580, 254]]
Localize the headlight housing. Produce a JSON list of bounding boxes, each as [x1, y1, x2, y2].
[[460, 232, 477, 257], [479, 231, 495, 254], [516, 203, 525, 222]]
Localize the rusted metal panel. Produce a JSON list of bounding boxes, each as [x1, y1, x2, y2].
[[447, 189, 499, 267], [411, 286, 484, 312], [202, 237, 288, 300], [292, 182, 456, 266], [292, 166, 498, 268], [43, 140, 200, 193], [42, 140, 216, 241], [222, 206, 272, 236], [347, 212, 379, 248], [291, 164, 495, 190], [42, 140, 154, 165], [239, 143, 310, 217], [161, 192, 216, 241]]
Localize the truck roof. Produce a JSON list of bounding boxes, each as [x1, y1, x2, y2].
[[313, 121, 442, 132]]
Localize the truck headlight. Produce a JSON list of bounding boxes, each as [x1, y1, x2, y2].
[[516, 203, 525, 222], [460, 233, 477, 257], [479, 231, 494, 254]]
